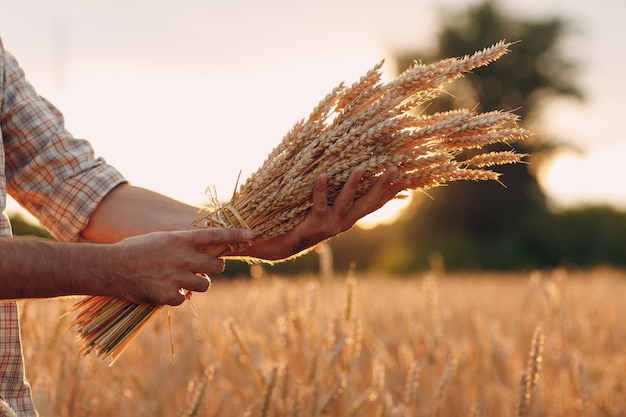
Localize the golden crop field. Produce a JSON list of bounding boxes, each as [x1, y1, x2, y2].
[[18, 266, 626, 417]]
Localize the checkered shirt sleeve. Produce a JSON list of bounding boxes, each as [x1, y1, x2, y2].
[[1, 40, 126, 242]]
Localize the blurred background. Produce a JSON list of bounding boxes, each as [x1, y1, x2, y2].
[[2, 0, 625, 273]]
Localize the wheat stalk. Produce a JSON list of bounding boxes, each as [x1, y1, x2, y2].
[[70, 41, 529, 363], [404, 360, 421, 404], [179, 365, 215, 417], [517, 326, 545, 417], [259, 365, 278, 417], [430, 358, 459, 417]]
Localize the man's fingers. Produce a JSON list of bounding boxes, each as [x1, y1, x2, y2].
[[180, 227, 254, 247], [181, 272, 213, 293], [368, 166, 402, 202], [350, 166, 404, 218], [312, 166, 405, 225], [334, 166, 365, 213], [312, 173, 329, 217], [345, 166, 366, 192]]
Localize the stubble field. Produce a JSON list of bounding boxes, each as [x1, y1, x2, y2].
[[18, 266, 626, 416]]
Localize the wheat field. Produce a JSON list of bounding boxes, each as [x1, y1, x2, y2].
[[18, 265, 626, 416]]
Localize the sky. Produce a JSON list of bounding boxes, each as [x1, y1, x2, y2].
[[1, 0, 625, 226]]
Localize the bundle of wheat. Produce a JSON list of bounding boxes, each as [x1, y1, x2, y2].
[[70, 41, 529, 363]]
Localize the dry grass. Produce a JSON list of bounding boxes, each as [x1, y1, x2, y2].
[[19, 266, 626, 416]]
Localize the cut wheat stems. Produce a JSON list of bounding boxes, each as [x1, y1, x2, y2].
[[70, 40, 530, 363]]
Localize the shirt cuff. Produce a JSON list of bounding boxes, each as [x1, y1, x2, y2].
[[38, 162, 127, 242]]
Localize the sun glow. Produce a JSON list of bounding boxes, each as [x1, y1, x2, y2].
[[357, 197, 412, 229], [539, 144, 626, 210]]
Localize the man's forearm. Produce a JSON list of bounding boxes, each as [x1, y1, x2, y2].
[[81, 183, 199, 243], [0, 228, 254, 304], [0, 237, 108, 300], [80, 183, 296, 260], [0, 185, 208, 302], [77, 168, 405, 262]]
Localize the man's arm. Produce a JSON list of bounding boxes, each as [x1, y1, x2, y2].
[[81, 165, 408, 261], [1, 165, 405, 305], [1, 166, 404, 304], [0, 228, 253, 305], [80, 184, 200, 243]]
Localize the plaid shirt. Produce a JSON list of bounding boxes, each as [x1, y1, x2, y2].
[[0, 39, 126, 415]]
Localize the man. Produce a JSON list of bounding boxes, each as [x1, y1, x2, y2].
[[0, 38, 406, 415]]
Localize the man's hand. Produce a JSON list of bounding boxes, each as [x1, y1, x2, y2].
[[235, 166, 409, 260], [0, 228, 253, 306], [98, 228, 254, 305]]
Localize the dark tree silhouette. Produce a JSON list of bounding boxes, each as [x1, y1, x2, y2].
[[387, 0, 583, 270]]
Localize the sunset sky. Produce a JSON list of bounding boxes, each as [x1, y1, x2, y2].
[[1, 0, 625, 226]]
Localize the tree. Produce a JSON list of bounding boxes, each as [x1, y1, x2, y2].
[[386, 0, 583, 270]]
